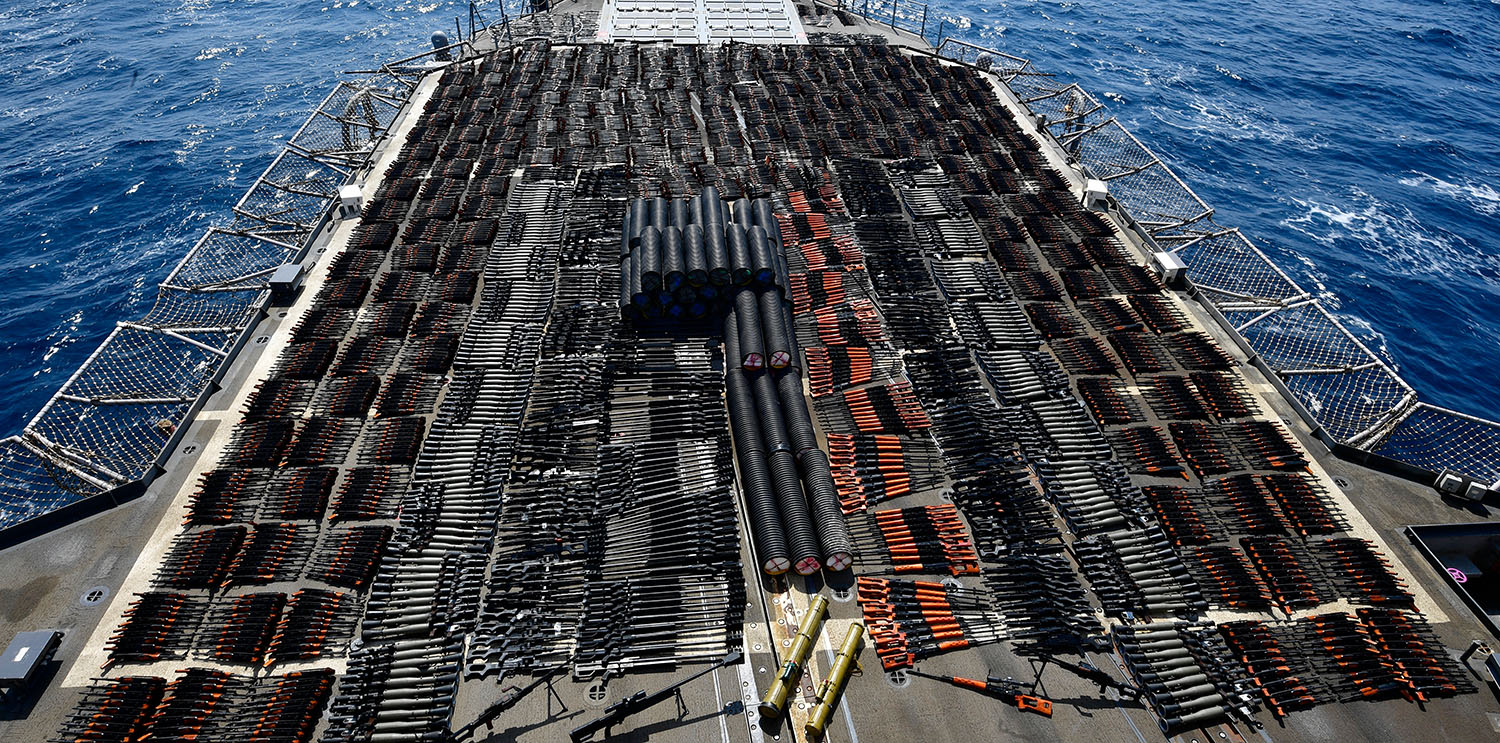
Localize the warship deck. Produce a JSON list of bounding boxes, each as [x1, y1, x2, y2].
[[3, 3, 1500, 743]]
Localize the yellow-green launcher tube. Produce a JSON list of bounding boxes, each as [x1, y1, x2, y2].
[[805, 623, 864, 741], [758, 594, 830, 718]]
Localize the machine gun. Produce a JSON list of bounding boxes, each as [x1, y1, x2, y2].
[[451, 664, 568, 742], [1033, 652, 1142, 699], [569, 650, 743, 742]]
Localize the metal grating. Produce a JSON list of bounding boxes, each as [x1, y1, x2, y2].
[[936, 35, 1500, 486], [0, 67, 417, 534]]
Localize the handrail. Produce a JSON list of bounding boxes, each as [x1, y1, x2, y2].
[[930, 36, 1500, 487], [0, 0, 573, 545], [0, 56, 431, 541], [815, 0, 935, 42]]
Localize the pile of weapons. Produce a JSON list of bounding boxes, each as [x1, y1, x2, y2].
[[856, 576, 1007, 670], [195, 592, 286, 666], [104, 588, 363, 670], [798, 163, 1103, 651], [619, 188, 789, 322], [53, 668, 334, 743], [1072, 523, 1210, 617], [1112, 622, 1256, 733], [52, 676, 164, 743], [825, 431, 945, 512], [612, 190, 849, 576], [863, 504, 980, 575], [328, 635, 464, 741], [1034, 455, 1208, 619], [467, 324, 747, 680], [577, 387, 747, 674], [105, 592, 207, 666], [1276, 610, 1474, 704], [754, 595, 867, 742]]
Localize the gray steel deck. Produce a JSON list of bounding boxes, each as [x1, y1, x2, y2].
[[3, 4, 1499, 743]]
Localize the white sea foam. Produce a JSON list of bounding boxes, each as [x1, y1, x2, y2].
[[41, 310, 83, 364], [1399, 172, 1500, 217], [1281, 187, 1499, 285], [1148, 94, 1307, 148], [1088, 57, 1189, 90], [1331, 312, 1396, 370]]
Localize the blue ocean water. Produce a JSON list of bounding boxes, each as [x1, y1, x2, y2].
[[948, 0, 1500, 419], [0, 0, 484, 434], [0, 0, 1496, 438]]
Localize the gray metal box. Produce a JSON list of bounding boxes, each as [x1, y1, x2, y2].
[[0, 629, 62, 688]]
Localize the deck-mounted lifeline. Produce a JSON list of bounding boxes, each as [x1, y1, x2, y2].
[[12, 6, 1500, 743]]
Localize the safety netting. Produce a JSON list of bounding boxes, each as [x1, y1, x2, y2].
[[1374, 404, 1500, 484], [939, 37, 1500, 484], [0, 71, 416, 534]]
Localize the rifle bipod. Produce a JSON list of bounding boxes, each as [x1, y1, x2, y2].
[[569, 650, 744, 742], [1030, 652, 1142, 699], [451, 665, 569, 742]]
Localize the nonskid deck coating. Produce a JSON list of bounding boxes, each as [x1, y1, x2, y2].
[[3, 7, 1499, 743]]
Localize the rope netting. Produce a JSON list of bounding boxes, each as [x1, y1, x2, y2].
[[142, 288, 267, 337], [1167, 229, 1303, 303], [0, 71, 417, 538], [28, 398, 186, 487], [939, 37, 1500, 483], [0, 438, 95, 531], [233, 150, 341, 233], [933, 38, 1034, 79], [1375, 404, 1500, 483], [164, 229, 300, 294], [50, 326, 220, 405], [287, 80, 406, 170]]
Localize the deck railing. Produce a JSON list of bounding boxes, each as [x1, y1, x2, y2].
[[933, 35, 1500, 488], [0, 68, 419, 544], [820, 0, 935, 42]]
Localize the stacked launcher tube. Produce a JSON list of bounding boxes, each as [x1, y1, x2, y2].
[[618, 187, 855, 575]]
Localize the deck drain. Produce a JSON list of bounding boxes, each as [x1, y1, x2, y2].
[[255, 335, 270, 344], [884, 669, 911, 689], [1333, 476, 1352, 490], [584, 680, 609, 708], [81, 585, 109, 607], [181, 444, 198, 455]]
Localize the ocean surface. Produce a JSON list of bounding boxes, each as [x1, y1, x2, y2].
[[0, 0, 1496, 438]]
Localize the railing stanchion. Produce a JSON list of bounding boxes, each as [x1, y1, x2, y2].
[[928, 33, 1500, 486]]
